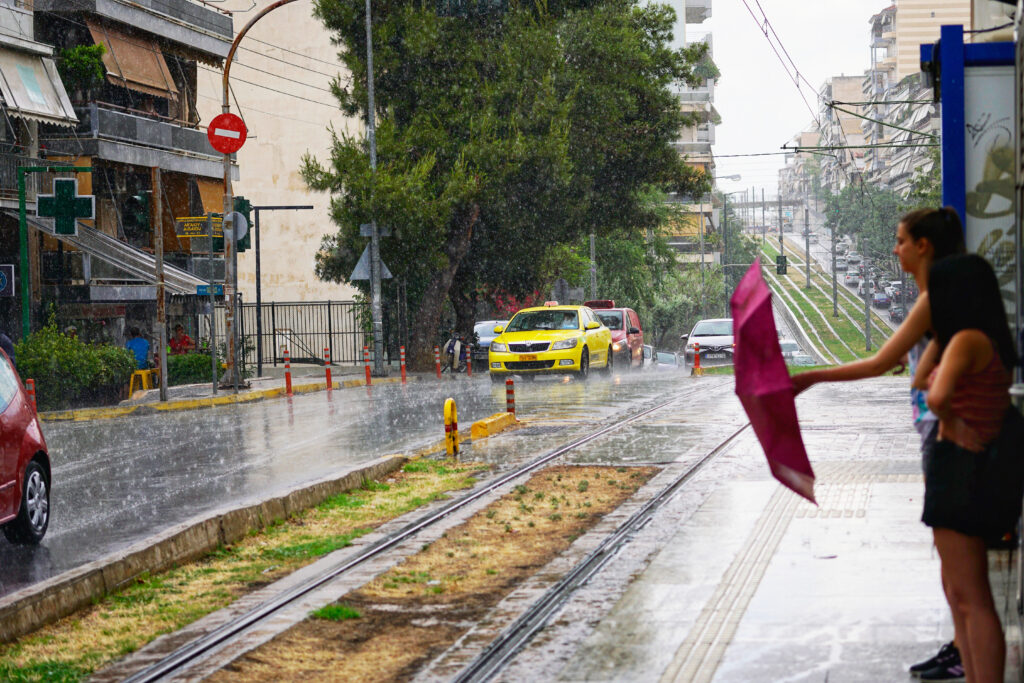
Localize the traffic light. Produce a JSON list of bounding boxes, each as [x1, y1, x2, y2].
[[234, 196, 252, 253], [776, 254, 787, 275]]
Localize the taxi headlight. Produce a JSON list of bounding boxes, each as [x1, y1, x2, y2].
[[551, 337, 579, 350], [612, 341, 623, 351], [490, 342, 506, 353]]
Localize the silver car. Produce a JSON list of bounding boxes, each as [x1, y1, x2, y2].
[[681, 318, 734, 367], [471, 320, 508, 371]]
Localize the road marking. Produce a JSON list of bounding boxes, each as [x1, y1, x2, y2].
[[659, 486, 801, 683], [213, 128, 241, 139]]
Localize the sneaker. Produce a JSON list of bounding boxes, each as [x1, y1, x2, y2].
[[919, 662, 965, 682], [909, 641, 960, 677]]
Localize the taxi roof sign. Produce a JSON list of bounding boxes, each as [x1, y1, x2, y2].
[[543, 300, 559, 306], [584, 299, 615, 308]]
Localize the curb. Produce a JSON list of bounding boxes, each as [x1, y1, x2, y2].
[[0, 456, 407, 645], [39, 376, 418, 423], [470, 412, 519, 439]]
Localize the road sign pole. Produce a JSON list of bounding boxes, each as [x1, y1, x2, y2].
[[208, 213, 218, 396]]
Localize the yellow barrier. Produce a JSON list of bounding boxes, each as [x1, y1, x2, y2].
[[470, 412, 518, 439]]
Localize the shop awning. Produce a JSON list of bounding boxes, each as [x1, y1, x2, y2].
[[195, 177, 224, 214], [86, 20, 179, 101], [0, 49, 78, 127]]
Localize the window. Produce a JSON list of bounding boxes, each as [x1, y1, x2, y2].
[[595, 311, 623, 329], [0, 353, 20, 414], [691, 320, 733, 336], [507, 310, 579, 332]]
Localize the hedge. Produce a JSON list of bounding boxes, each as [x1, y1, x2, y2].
[[15, 324, 135, 411]]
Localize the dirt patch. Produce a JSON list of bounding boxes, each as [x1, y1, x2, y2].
[[0, 459, 483, 683], [210, 464, 658, 682]]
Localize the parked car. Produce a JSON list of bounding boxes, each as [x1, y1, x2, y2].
[[585, 300, 645, 370], [0, 349, 51, 544], [778, 339, 801, 359], [889, 303, 906, 323], [488, 303, 612, 381], [836, 242, 849, 256], [470, 320, 508, 371], [654, 351, 683, 368], [681, 318, 734, 367], [847, 252, 863, 266], [788, 353, 816, 366], [834, 257, 848, 271], [872, 291, 891, 308]]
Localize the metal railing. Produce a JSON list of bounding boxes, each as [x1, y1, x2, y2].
[[0, 154, 74, 201]]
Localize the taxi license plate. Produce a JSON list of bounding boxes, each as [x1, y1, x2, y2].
[[520, 354, 538, 361], [705, 353, 726, 359]]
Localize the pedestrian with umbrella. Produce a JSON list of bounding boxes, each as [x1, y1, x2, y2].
[[788, 207, 969, 680]]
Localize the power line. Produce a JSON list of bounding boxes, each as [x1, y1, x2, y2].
[[198, 66, 339, 108]]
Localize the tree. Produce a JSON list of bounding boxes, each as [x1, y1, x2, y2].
[[305, 0, 708, 367], [824, 183, 904, 277]]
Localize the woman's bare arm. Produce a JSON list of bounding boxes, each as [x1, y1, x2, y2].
[[792, 292, 931, 394], [911, 338, 938, 390]]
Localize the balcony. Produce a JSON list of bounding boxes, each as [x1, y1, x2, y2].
[[684, 0, 711, 24], [0, 153, 74, 203], [52, 103, 231, 179], [35, 0, 232, 60]]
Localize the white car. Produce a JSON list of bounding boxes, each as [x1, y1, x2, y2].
[[681, 318, 734, 367], [778, 339, 801, 359]]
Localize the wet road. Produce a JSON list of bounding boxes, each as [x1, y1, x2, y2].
[[0, 368, 695, 597]]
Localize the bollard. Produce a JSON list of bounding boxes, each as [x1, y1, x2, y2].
[[324, 347, 332, 390], [693, 342, 703, 377], [434, 345, 442, 379], [25, 379, 36, 412], [506, 377, 515, 416], [363, 345, 372, 386], [465, 343, 473, 377], [444, 397, 459, 457], [400, 346, 407, 384], [284, 349, 293, 396]]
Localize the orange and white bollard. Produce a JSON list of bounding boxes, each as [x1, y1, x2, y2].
[[284, 349, 293, 396], [363, 345, 372, 386], [324, 347, 332, 390], [25, 379, 36, 412], [506, 377, 515, 415], [693, 342, 703, 377], [434, 345, 442, 379], [400, 346, 407, 384], [465, 343, 472, 377]]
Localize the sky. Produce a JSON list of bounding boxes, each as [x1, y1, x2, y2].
[[679, 0, 891, 199]]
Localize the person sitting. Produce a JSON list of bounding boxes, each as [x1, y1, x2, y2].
[[170, 324, 195, 355], [125, 327, 150, 369]]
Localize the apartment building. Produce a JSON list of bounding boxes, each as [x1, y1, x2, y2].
[[667, 0, 716, 261], [817, 76, 866, 194], [778, 131, 821, 201], [197, 1, 360, 305], [0, 0, 237, 340]]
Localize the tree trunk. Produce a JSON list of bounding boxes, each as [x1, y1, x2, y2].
[[450, 269, 477, 342], [408, 205, 479, 370]]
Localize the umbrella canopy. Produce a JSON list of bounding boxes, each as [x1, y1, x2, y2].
[[730, 260, 816, 503]]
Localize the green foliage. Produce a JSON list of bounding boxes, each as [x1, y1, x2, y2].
[[14, 323, 134, 411], [0, 659, 92, 683], [167, 353, 217, 386], [56, 44, 106, 93], [311, 604, 361, 621], [905, 148, 942, 209], [306, 0, 712, 362], [824, 183, 905, 277]]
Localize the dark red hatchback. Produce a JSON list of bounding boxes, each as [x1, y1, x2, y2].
[[0, 349, 51, 544], [584, 300, 645, 370]]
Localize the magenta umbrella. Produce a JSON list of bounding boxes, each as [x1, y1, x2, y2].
[[730, 260, 816, 503]]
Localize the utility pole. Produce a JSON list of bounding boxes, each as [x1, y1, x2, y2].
[[761, 188, 766, 246], [804, 207, 810, 289], [863, 256, 872, 351], [152, 167, 167, 401], [777, 195, 783, 255], [723, 193, 729, 315], [698, 194, 706, 317], [589, 233, 597, 299], [365, 0, 386, 376], [831, 222, 838, 318]]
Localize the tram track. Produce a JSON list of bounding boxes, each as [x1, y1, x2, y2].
[[123, 382, 728, 682]]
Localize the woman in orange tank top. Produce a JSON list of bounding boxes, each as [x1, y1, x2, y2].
[[913, 254, 1016, 683]]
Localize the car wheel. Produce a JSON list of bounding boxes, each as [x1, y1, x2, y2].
[[600, 346, 613, 375], [3, 460, 49, 545], [577, 348, 590, 380]]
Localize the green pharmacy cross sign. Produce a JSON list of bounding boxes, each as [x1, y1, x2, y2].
[[37, 178, 94, 235]]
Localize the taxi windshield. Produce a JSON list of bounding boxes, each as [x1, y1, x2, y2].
[[507, 310, 579, 331], [595, 311, 623, 329]]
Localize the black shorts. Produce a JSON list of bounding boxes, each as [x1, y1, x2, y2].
[[922, 417, 1024, 540]]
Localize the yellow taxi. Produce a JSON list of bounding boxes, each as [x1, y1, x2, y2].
[[488, 303, 613, 381]]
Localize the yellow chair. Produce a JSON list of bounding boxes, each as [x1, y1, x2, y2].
[[129, 369, 159, 395]]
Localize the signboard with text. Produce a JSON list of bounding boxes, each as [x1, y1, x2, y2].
[[0, 264, 13, 297], [175, 215, 223, 238]]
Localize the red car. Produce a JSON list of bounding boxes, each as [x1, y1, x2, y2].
[[0, 349, 51, 544], [584, 300, 645, 370]]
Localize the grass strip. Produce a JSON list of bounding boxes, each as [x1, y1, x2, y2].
[[0, 459, 484, 683], [206, 465, 659, 683]]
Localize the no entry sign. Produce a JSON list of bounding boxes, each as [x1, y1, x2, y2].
[[207, 113, 247, 154]]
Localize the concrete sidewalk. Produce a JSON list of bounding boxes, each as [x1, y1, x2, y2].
[[555, 379, 1021, 682]]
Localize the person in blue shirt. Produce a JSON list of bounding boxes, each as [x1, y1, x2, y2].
[[125, 327, 150, 369]]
